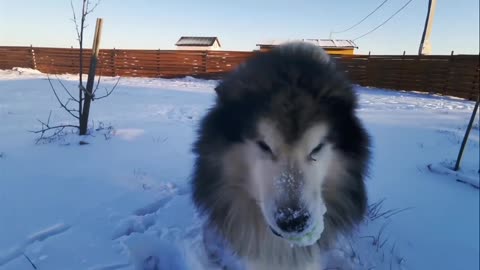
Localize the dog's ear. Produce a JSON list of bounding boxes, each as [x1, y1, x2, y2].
[[214, 62, 255, 103], [214, 84, 233, 104], [213, 84, 227, 100], [214, 79, 247, 103]]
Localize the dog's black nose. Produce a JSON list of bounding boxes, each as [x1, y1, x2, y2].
[[275, 207, 310, 233]]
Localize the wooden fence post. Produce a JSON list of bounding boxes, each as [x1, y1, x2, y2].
[[442, 50, 454, 96], [416, 53, 424, 93], [397, 51, 406, 89], [203, 50, 208, 75], [111, 47, 117, 77], [156, 49, 160, 77], [79, 18, 103, 135], [30, 45, 37, 70], [365, 51, 371, 86]]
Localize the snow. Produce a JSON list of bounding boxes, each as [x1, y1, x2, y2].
[[428, 163, 480, 188], [0, 68, 478, 270], [0, 223, 70, 266]]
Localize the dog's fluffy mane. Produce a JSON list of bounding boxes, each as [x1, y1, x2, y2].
[[191, 42, 370, 268]]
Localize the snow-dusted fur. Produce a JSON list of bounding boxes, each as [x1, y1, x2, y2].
[[191, 42, 371, 269]]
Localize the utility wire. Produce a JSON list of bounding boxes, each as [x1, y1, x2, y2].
[[353, 0, 414, 41], [331, 0, 390, 35]]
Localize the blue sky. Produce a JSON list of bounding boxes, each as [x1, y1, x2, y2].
[[0, 0, 478, 54]]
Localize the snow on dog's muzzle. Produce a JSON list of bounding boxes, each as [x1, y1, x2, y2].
[[275, 206, 310, 233], [270, 205, 324, 247], [268, 167, 326, 246]]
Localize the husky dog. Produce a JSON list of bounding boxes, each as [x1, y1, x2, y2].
[[191, 42, 370, 270]]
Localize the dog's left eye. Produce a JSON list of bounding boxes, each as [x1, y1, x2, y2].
[[309, 143, 324, 161], [256, 140, 273, 155]]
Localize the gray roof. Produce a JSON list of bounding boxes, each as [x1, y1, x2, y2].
[[256, 39, 357, 49], [175, 36, 220, 47]]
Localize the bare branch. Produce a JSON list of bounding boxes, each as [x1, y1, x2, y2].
[[94, 77, 120, 100], [47, 75, 80, 119], [35, 126, 65, 144], [64, 98, 80, 112], [55, 75, 79, 102], [30, 124, 80, 134], [70, 0, 81, 43], [93, 70, 102, 95], [79, 0, 86, 95], [47, 110, 52, 125], [30, 111, 79, 144], [86, 0, 101, 14]]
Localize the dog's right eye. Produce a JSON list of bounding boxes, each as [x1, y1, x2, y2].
[[256, 140, 273, 155]]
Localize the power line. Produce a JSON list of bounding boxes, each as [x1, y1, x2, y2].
[[331, 0, 390, 35], [353, 0, 414, 41]]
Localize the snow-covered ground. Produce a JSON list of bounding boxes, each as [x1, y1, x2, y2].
[[0, 68, 478, 270]]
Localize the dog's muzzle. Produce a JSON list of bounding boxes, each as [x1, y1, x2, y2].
[[269, 206, 312, 239], [274, 206, 311, 233], [270, 226, 283, 238]]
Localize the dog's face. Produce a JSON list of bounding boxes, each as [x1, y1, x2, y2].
[[227, 117, 340, 244], [194, 43, 369, 252]]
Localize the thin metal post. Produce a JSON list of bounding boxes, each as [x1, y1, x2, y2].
[[454, 97, 479, 171]]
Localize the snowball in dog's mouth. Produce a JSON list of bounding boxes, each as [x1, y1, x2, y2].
[[269, 221, 324, 247]]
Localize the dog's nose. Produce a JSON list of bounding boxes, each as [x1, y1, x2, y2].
[[275, 207, 310, 233]]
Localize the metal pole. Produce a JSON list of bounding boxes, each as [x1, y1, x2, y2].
[[454, 97, 480, 171], [419, 0, 437, 55]]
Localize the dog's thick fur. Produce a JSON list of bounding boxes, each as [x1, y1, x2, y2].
[[191, 42, 370, 270]]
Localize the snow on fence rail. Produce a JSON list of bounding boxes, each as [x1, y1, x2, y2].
[[0, 46, 478, 100]]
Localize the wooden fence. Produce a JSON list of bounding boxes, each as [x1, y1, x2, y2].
[[0, 46, 478, 100]]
